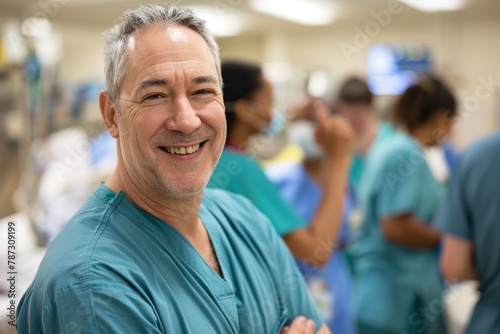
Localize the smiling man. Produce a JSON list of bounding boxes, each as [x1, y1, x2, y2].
[[17, 4, 329, 334]]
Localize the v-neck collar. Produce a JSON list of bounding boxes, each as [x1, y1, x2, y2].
[[94, 184, 241, 331], [96, 184, 232, 291]]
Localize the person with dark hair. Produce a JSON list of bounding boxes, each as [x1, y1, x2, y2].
[[266, 101, 357, 334], [207, 60, 353, 270], [17, 5, 330, 334], [336, 76, 394, 192], [436, 131, 500, 334], [352, 76, 458, 334]]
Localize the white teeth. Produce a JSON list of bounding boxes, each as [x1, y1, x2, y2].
[[164, 143, 200, 155]]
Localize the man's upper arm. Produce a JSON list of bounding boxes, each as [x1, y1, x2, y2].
[[434, 155, 477, 281], [41, 281, 162, 333], [440, 234, 476, 281], [434, 157, 472, 238]]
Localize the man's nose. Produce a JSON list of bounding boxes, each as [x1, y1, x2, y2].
[[166, 97, 202, 134]]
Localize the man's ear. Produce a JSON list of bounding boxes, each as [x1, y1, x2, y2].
[[99, 90, 119, 138]]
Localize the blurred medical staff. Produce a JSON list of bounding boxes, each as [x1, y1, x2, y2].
[[335, 77, 394, 193], [353, 76, 457, 334], [266, 102, 356, 334], [207, 60, 353, 268], [436, 131, 500, 334]]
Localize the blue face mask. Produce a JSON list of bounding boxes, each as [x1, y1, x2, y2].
[[263, 109, 285, 137], [288, 120, 324, 160]]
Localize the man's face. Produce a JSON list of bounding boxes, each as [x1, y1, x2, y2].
[[115, 24, 226, 198], [337, 101, 372, 136]]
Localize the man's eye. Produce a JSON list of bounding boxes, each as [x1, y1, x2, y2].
[[194, 89, 214, 95], [144, 93, 165, 101]]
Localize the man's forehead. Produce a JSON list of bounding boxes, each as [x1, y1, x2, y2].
[[125, 24, 215, 70], [126, 24, 204, 52], [117, 23, 221, 96]]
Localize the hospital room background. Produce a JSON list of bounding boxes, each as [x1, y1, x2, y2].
[[0, 0, 499, 333]]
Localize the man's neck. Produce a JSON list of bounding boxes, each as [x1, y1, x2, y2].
[[106, 169, 222, 276], [105, 169, 202, 235], [358, 119, 379, 155]]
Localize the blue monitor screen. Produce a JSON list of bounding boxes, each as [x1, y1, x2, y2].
[[367, 43, 433, 95]]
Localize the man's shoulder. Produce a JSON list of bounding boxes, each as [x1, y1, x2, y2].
[[29, 189, 145, 295], [203, 187, 257, 214], [202, 188, 275, 236], [462, 132, 500, 166]]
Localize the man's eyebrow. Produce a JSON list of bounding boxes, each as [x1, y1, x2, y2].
[[136, 79, 168, 93], [192, 75, 218, 85]]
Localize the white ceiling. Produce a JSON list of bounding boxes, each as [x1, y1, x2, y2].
[[0, 0, 499, 34]]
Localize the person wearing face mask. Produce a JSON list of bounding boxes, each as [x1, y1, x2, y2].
[[353, 76, 457, 334], [207, 60, 354, 271], [265, 101, 356, 334]]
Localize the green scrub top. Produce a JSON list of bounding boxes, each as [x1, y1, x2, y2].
[[207, 148, 305, 236], [435, 132, 500, 334], [350, 121, 394, 193], [354, 130, 446, 333], [17, 184, 322, 333]]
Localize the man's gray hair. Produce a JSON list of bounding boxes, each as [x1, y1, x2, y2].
[[103, 4, 222, 106]]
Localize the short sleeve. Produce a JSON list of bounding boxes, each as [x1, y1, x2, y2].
[[377, 148, 423, 218], [434, 158, 472, 239], [18, 281, 162, 334]]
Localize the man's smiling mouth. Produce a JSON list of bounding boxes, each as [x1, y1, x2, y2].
[[160, 142, 204, 155]]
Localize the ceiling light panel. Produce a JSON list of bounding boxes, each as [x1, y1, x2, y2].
[[250, 0, 337, 26]]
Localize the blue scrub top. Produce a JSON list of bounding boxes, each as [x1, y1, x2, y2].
[[266, 161, 355, 334], [354, 130, 445, 333], [17, 184, 322, 333], [207, 149, 305, 236], [435, 132, 500, 334]]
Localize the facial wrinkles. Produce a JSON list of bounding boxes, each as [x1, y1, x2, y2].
[[115, 25, 224, 200]]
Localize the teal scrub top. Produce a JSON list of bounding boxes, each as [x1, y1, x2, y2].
[[17, 184, 322, 333], [435, 132, 500, 334], [207, 149, 305, 236], [354, 130, 445, 333], [350, 121, 394, 193]]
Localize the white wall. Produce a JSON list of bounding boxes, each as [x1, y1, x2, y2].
[[218, 13, 500, 149], [54, 23, 105, 83]]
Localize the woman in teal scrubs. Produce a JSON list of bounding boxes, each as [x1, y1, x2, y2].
[[353, 76, 458, 334], [207, 61, 353, 269]]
